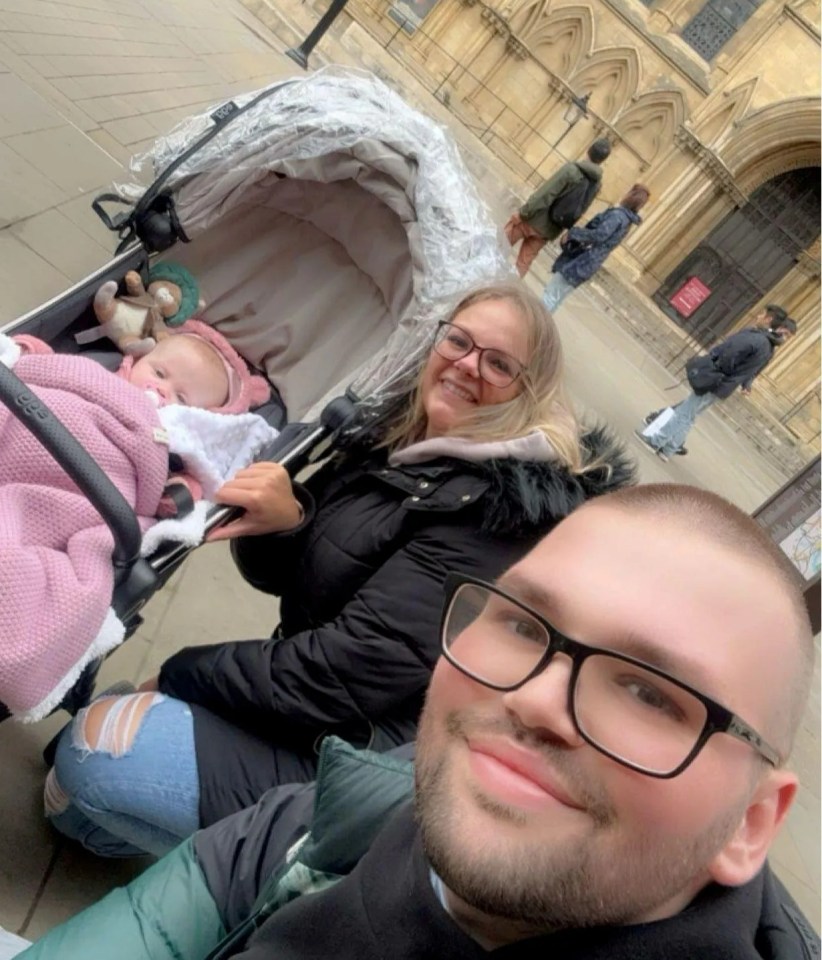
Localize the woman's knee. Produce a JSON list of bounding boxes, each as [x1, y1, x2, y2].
[[74, 691, 162, 757], [45, 692, 164, 817]]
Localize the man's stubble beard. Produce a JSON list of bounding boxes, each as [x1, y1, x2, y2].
[[414, 706, 746, 933]]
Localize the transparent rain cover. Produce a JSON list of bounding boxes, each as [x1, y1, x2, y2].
[[114, 67, 511, 426]]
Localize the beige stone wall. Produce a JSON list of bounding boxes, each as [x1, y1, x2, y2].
[[351, 0, 820, 444]]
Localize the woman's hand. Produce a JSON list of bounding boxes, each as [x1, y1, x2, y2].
[[207, 462, 304, 541]]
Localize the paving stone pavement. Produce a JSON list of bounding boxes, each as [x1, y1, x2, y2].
[[0, 0, 818, 941]]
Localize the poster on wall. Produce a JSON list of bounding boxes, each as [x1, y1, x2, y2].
[[753, 456, 821, 633], [389, 0, 441, 34], [669, 276, 711, 318], [754, 456, 821, 584]]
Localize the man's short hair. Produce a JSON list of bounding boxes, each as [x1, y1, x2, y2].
[[584, 483, 814, 757], [587, 138, 611, 163], [765, 304, 791, 329]]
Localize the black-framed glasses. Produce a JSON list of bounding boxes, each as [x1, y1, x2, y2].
[[433, 321, 527, 388], [440, 574, 781, 779]]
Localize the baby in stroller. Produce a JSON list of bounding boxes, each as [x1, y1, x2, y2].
[[0, 320, 276, 722], [11, 318, 272, 511]]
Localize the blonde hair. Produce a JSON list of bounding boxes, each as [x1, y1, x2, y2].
[[381, 282, 585, 473]]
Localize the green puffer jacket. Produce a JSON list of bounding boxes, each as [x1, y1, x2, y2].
[[519, 160, 602, 239], [17, 738, 415, 960], [17, 738, 819, 960]]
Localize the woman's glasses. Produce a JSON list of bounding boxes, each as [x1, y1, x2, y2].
[[433, 322, 526, 388]]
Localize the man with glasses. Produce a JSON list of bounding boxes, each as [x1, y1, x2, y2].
[[18, 484, 817, 960]]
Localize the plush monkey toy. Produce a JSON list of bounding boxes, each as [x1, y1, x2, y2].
[[76, 262, 203, 357]]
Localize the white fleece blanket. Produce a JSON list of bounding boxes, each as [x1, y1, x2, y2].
[[139, 406, 278, 555]]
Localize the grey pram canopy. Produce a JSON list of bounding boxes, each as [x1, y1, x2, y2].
[[114, 66, 510, 422]]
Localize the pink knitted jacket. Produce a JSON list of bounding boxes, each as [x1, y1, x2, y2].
[[0, 352, 170, 718]]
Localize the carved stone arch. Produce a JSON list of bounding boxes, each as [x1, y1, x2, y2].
[[569, 47, 640, 121], [528, 6, 594, 77], [615, 90, 687, 163], [509, 0, 552, 36], [718, 98, 821, 192], [695, 77, 758, 147]]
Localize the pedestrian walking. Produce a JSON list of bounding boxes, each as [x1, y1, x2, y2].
[[636, 306, 797, 462], [504, 138, 611, 277], [542, 183, 650, 313]]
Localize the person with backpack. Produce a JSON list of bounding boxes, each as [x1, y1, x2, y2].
[[636, 306, 797, 462], [541, 183, 650, 313], [504, 138, 611, 277]]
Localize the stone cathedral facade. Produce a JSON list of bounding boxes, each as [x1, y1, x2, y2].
[[350, 0, 821, 450]]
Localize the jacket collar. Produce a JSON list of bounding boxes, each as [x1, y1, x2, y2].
[[616, 205, 642, 225], [388, 431, 556, 467]]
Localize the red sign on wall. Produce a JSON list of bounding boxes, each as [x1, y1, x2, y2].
[[669, 277, 711, 318]]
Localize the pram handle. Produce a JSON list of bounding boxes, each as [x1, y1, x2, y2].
[[150, 421, 330, 576], [0, 361, 142, 581], [149, 393, 363, 574]]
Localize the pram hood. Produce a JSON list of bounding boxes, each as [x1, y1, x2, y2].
[[113, 67, 510, 421]]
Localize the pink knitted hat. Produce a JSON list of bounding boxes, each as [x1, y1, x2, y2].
[[118, 318, 270, 414]]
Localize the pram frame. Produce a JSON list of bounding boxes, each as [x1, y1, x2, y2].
[[0, 67, 507, 722]]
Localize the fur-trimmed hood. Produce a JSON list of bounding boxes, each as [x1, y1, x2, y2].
[[338, 422, 635, 537], [470, 424, 636, 536]]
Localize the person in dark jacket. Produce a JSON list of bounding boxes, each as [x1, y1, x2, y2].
[[637, 306, 797, 461], [504, 138, 611, 277], [542, 182, 650, 313], [44, 281, 634, 857], [18, 484, 818, 960]]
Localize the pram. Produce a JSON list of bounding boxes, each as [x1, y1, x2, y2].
[[0, 67, 508, 723]]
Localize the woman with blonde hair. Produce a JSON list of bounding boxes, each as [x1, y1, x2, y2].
[[46, 281, 633, 856]]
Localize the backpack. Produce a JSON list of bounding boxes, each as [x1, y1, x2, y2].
[[548, 168, 599, 229], [685, 354, 723, 395]]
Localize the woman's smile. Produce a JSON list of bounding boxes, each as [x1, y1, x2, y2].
[[440, 378, 477, 404]]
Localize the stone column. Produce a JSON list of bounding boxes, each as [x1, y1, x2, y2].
[[411, 0, 466, 59], [631, 127, 743, 285], [648, 0, 707, 33]]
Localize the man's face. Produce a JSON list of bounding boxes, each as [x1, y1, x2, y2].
[[415, 505, 796, 933]]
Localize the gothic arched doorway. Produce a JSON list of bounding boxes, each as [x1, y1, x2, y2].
[[653, 166, 820, 345]]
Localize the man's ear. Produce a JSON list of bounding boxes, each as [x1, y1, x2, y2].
[[708, 770, 798, 887]]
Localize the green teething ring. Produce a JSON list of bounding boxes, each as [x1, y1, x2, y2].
[[147, 262, 200, 326]]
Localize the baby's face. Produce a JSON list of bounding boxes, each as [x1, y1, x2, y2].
[[129, 336, 229, 409]]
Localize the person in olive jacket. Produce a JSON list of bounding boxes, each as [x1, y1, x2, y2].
[[504, 138, 611, 277], [45, 281, 634, 856]]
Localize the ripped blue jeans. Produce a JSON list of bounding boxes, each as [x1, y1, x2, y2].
[[45, 693, 200, 858]]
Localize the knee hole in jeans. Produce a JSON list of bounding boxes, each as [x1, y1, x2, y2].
[[72, 692, 163, 758], [43, 767, 70, 817]]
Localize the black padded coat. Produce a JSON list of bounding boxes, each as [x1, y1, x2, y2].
[[158, 428, 634, 824], [706, 327, 780, 399]]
